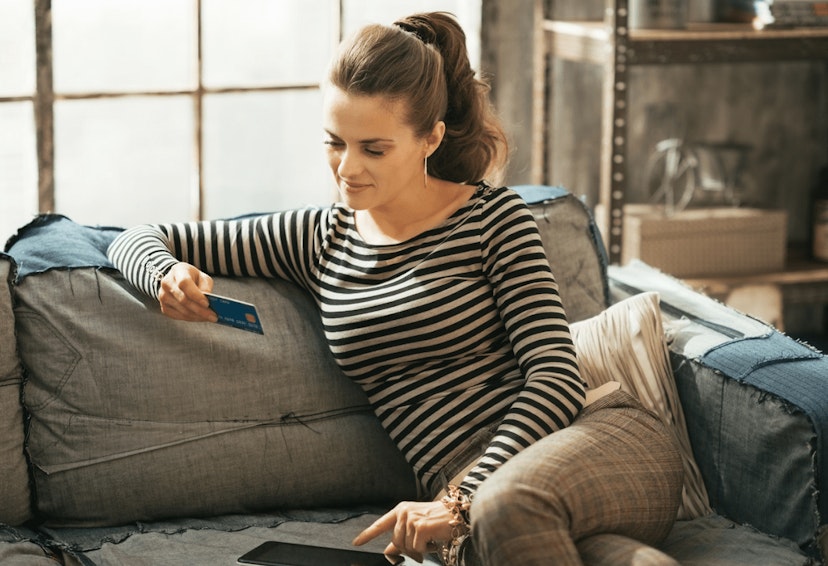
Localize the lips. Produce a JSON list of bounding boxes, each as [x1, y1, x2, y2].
[[341, 182, 371, 193]]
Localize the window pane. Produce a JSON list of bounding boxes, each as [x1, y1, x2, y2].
[[203, 90, 333, 219], [54, 96, 195, 227], [202, 0, 335, 88], [0, 102, 38, 243], [0, 0, 36, 97], [53, 0, 196, 94]]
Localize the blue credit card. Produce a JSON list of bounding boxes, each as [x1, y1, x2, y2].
[[205, 293, 264, 334]]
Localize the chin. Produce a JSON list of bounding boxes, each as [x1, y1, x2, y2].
[[339, 187, 374, 208], [338, 192, 365, 210]]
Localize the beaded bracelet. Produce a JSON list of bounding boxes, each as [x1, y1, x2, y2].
[[439, 485, 471, 566]]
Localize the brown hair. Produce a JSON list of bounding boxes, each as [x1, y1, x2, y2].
[[328, 12, 508, 185]]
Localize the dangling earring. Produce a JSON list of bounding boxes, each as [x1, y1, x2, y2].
[[424, 154, 429, 189]]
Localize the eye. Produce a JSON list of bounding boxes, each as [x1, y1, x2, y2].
[[323, 139, 343, 149], [364, 147, 385, 157]]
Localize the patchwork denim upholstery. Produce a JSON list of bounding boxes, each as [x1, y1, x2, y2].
[[673, 353, 819, 554], [610, 260, 826, 558]]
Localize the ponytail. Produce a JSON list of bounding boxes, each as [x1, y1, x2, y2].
[[328, 12, 509, 185]]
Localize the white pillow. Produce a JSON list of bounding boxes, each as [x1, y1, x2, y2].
[[571, 291, 711, 520]]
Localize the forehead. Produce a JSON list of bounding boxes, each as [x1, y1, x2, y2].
[[322, 87, 415, 139]]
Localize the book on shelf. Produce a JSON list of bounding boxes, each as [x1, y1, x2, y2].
[[758, 0, 828, 28]]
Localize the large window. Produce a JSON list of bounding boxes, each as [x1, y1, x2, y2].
[[0, 0, 480, 243]]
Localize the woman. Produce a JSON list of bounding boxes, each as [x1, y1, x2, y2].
[[108, 12, 683, 566]]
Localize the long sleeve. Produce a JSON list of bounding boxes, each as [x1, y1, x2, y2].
[[107, 209, 324, 299], [459, 191, 585, 494]]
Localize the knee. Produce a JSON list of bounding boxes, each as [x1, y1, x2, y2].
[[471, 469, 576, 565], [471, 466, 567, 540]]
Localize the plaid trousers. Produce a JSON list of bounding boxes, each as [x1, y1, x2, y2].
[[466, 390, 683, 566]]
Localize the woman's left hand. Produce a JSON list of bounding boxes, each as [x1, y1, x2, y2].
[[352, 500, 454, 562]]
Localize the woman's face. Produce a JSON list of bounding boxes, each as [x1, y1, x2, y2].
[[322, 86, 439, 212]]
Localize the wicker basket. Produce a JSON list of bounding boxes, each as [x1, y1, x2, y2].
[[619, 204, 787, 278]]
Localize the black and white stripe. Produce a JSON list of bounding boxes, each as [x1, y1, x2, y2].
[[108, 184, 585, 496]]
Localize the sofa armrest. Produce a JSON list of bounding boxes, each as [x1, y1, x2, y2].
[[609, 261, 827, 559]]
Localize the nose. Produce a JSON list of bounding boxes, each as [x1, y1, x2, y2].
[[337, 147, 363, 180]]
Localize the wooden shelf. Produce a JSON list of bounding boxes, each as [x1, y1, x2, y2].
[[544, 21, 828, 65], [683, 247, 828, 305]]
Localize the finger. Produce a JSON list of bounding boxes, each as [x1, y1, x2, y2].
[[412, 528, 434, 557], [158, 285, 214, 322], [176, 274, 210, 309], [196, 271, 214, 293], [182, 273, 217, 320], [159, 265, 216, 322], [393, 510, 427, 562], [401, 515, 431, 559], [384, 541, 421, 563], [159, 295, 209, 322], [353, 511, 397, 546], [392, 509, 409, 554]]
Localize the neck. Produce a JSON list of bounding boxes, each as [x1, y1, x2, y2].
[[358, 179, 439, 244], [356, 178, 473, 245]]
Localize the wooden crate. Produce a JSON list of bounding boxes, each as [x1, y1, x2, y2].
[[619, 204, 787, 278]]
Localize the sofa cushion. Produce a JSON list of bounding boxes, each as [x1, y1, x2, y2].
[[660, 515, 810, 566], [514, 185, 608, 323], [0, 542, 58, 566], [0, 254, 32, 526], [35, 511, 438, 565], [673, 353, 821, 556], [609, 261, 826, 557], [7, 217, 416, 526], [570, 292, 710, 520]]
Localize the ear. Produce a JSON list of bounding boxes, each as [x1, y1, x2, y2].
[[424, 121, 446, 157]]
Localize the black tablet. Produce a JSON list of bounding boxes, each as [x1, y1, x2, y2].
[[237, 541, 403, 566]]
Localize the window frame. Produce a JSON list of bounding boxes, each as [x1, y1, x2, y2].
[[7, 0, 343, 221]]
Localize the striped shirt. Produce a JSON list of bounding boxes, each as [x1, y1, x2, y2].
[[107, 183, 585, 497]]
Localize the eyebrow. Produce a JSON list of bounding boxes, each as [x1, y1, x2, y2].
[[324, 130, 394, 144]]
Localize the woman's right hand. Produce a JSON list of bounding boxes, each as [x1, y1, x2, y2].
[[157, 262, 217, 323]]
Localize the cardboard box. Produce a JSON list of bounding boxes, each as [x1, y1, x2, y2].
[[619, 204, 787, 278]]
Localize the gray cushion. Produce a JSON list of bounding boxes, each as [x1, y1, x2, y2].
[[661, 515, 810, 566], [0, 255, 32, 526], [13, 268, 416, 526], [54, 513, 439, 565], [517, 187, 608, 323], [0, 541, 58, 566]]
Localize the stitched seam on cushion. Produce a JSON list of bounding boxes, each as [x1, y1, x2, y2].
[[15, 311, 81, 412]]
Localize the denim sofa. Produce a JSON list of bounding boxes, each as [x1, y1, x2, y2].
[[0, 186, 824, 565]]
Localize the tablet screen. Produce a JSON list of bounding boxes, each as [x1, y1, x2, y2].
[[238, 541, 403, 566]]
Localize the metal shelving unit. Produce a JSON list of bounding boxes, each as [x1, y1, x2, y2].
[[544, 0, 828, 263]]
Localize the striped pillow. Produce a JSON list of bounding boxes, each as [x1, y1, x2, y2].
[[571, 291, 711, 520]]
